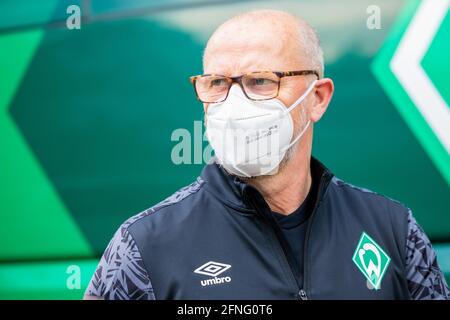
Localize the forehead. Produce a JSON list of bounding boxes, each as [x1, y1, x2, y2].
[[203, 21, 303, 76]]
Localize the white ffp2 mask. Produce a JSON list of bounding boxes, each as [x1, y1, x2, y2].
[[205, 80, 317, 177]]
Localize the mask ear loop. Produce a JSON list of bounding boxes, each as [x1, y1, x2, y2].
[[284, 79, 317, 114], [281, 119, 311, 152], [279, 79, 317, 153]]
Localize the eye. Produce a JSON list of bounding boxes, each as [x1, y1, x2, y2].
[[251, 78, 276, 86], [210, 78, 227, 87]]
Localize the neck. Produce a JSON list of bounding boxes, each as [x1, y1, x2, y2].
[[244, 132, 312, 215]]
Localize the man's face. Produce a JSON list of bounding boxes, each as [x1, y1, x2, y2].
[[202, 19, 315, 133]]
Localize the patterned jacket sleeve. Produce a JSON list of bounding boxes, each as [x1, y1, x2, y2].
[[405, 209, 450, 300], [84, 225, 155, 300]]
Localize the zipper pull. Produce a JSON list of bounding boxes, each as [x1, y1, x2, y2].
[[298, 289, 308, 300]]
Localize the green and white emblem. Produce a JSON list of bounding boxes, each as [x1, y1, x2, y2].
[[352, 232, 391, 290]]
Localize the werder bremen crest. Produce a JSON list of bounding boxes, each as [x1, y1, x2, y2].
[[352, 232, 391, 290]]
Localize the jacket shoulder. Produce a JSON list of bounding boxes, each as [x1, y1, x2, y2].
[[328, 176, 411, 271], [330, 176, 410, 215], [121, 176, 205, 233], [84, 177, 205, 299]]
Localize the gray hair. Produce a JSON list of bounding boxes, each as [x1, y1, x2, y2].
[[296, 17, 324, 78]]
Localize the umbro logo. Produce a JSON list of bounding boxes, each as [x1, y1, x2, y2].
[[194, 261, 231, 277], [194, 261, 232, 286]]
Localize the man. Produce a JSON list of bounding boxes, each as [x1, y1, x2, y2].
[[84, 9, 449, 300]]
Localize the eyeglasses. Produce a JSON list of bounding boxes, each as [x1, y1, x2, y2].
[[189, 70, 319, 103]]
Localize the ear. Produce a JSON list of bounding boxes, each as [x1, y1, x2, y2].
[[310, 78, 334, 123]]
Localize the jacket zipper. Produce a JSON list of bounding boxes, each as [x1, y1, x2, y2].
[[246, 171, 331, 301], [298, 289, 308, 300], [261, 215, 304, 299], [300, 171, 331, 300], [246, 191, 302, 299]]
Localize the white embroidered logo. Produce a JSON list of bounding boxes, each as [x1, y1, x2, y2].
[[194, 261, 232, 286]]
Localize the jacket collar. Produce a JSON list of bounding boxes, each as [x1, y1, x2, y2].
[[200, 157, 334, 213]]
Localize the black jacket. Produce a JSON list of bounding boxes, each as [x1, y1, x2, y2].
[[86, 158, 450, 299]]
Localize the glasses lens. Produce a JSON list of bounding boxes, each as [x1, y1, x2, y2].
[[242, 72, 279, 100], [195, 75, 230, 103]]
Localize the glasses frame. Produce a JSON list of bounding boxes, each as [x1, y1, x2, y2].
[[189, 70, 320, 103]]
